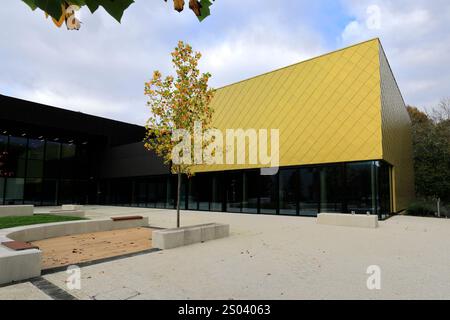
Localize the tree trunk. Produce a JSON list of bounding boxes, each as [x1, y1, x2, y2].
[[177, 171, 181, 228]]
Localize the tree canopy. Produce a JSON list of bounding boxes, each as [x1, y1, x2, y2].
[[22, 0, 214, 30], [407, 101, 450, 202]]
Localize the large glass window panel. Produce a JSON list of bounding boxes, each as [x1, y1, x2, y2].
[[61, 144, 76, 159], [378, 161, 391, 218], [42, 179, 57, 206], [5, 178, 24, 205], [226, 171, 242, 213], [211, 173, 223, 212], [165, 175, 176, 209], [155, 177, 167, 208], [260, 174, 278, 214], [8, 137, 27, 159], [346, 162, 376, 214], [24, 178, 42, 205], [135, 180, 148, 207], [187, 177, 198, 210], [0, 178, 4, 205], [279, 169, 298, 215], [147, 178, 157, 208], [74, 180, 88, 205], [27, 159, 44, 178], [197, 174, 211, 211], [0, 135, 7, 152], [299, 167, 319, 216], [45, 141, 61, 161], [61, 144, 76, 178], [28, 139, 45, 160], [59, 180, 74, 204], [242, 170, 259, 213], [0, 136, 9, 179], [319, 165, 345, 213]]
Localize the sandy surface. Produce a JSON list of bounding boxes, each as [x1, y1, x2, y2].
[[3, 206, 450, 299], [33, 227, 153, 269]]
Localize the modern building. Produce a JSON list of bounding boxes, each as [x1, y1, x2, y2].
[[0, 39, 414, 219]]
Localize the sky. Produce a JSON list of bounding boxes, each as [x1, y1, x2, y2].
[[1, 0, 449, 125]]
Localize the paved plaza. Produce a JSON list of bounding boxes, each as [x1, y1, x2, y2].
[[1, 206, 450, 300]]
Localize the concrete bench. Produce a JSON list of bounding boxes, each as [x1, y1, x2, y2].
[[152, 223, 230, 250], [317, 213, 378, 229], [0, 205, 34, 217]]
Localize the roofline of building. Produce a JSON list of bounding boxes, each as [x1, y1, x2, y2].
[[215, 38, 381, 91]]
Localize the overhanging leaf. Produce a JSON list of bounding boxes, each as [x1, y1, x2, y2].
[[22, 0, 37, 10], [97, 0, 134, 22], [34, 0, 64, 20], [197, 0, 213, 22]]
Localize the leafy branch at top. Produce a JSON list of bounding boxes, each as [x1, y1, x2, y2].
[[21, 0, 215, 29]]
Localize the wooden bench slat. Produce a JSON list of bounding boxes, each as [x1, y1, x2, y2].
[[2, 241, 39, 251], [111, 216, 143, 222]]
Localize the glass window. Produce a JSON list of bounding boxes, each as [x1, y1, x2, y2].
[[197, 174, 211, 211], [42, 179, 57, 206], [24, 178, 42, 205], [135, 180, 148, 207], [28, 139, 45, 160], [378, 161, 391, 218], [59, 180, 74, 204], [155, 177, 167, 208], [0, 135, 7, 152], [187, 176, 199, 210], [346, 162, 376, 214], [61, 143, 76, 159], [5, 178, 24, 205], [27, 160, 44, 178], [319, 164, 345, 213], [0, 178, 4, 205], [279, 169, 298, 215], [165, 175, 176, 209], [226, 171, 242, 213], [8, 137, 27, 159], [299, 167, 319, 216], [147, 178, 157, 208], [242, 170, 259, 213], [260, 174, 278, 214], [211, 173, 223, 212], [45, 141, 61, 161]]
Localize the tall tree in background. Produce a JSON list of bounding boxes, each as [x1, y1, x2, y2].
[[407, 102, 450, 202], [144, 41, 215, 228]]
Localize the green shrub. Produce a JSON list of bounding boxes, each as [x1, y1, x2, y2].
[[407, 199, 450, 217], [407, 201, 437, 217]]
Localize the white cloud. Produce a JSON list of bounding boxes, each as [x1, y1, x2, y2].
[[340, 0, 450, 111]]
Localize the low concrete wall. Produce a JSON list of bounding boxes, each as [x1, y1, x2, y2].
[[0, 205, 34, 217], [317, 213, 378, 229], [61, 205, 83, 211], [0, 216, 149, 285], [6, 217, 149, 242], [153, 223, 230, 250], [48, 210, 86, 218]]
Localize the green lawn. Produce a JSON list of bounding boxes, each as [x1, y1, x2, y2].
[[0, 215, 87, 229]]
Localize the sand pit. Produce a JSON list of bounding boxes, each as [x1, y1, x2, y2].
[[32, 227, 154, 269]]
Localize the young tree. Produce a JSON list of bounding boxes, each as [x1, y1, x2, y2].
[[144, 41, 215, 228]]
